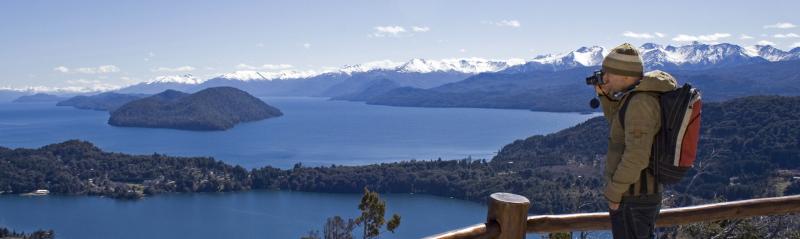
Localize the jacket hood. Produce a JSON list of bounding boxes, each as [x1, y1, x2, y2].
[[634, 70, 677, 92]]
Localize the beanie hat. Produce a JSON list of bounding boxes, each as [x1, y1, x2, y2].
[[602, 43, 644, 77]]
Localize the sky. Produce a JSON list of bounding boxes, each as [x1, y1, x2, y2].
[[1, 0, 799, 91]]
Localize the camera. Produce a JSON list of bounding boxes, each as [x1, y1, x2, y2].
[[585, 70, 604, 86], [586, 70, 604, 109]]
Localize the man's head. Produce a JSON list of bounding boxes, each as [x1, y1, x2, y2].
[[600, 43, 643, 93]]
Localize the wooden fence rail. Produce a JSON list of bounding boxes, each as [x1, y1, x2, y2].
[[425, 193, 800, 239]]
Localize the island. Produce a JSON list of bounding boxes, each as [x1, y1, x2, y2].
[[12, 93, 67, 103], [108, 87, 283, 131]]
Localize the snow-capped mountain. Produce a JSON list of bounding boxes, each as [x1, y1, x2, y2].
[[332, 58, 525, 75], [504, 42, 800, 73], [503, 46, 606, 72], [148, 74, 204, 85], [215, 70, 320, 81], [338, 60, 403, 74], [744, 45, 800, 61], [640, 42, 768, 69], [395, 58, 525, 73], [202, 58, 522, 82], [532, 46, 607, 67], [114, 42, 800, 96]]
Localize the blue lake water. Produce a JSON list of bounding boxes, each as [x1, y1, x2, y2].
[[0, 98, 601, 238], [0, 191, 489, 239], [0, 98, 598, 169]]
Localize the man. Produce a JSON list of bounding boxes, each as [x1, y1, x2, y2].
[[595, 43, 677, 239]]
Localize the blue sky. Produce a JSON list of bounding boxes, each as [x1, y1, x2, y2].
[[1, 0, 799, 91]]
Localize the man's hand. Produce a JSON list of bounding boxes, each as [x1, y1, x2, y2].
[[608, 201, 620, 211]]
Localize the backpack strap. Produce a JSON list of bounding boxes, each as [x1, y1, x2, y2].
[[617, 92, 637, 129], [618, 91, 660, 129]]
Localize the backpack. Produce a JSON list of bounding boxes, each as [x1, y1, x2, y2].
[[619, 83, 702, 185]]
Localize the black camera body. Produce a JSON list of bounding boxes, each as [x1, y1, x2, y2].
[[585, 70, 605, 86], [585, 70, 604, 109]]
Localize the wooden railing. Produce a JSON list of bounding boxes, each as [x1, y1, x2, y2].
[[424, 193, 800, 239]]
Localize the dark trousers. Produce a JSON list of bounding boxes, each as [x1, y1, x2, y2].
[[609, 194, 662, 239]]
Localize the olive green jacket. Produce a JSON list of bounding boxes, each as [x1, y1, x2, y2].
[[599, 70, 677, 203]]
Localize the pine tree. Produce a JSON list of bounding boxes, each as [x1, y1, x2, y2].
[[355, 187, 401, 239]]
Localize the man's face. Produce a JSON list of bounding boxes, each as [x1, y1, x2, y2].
[[601, 72, 635, 93]]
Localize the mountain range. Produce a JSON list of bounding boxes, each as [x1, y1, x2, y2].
[[6, 42, 799, 112], [112, 42, 798, 100]]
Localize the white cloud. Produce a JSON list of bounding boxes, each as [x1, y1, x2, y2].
[[236, 63, 294, 70], [303, 43, 311, 49], [256, 43, 265, 48], [654, 32, 665, 38], [622, 31, 654, 39], [75, 65, 120, 74], [757, 40, 776, 46], [370, 26, 407, 37], [370, 25, 430, 38], [459, 49, 466, 53], [148, 52, 155, 57], [377, 26, 405, 34], [791, 42, 800, 48], [672, 33, 731, 42], [740, 34, 754, 39], [764, 22, 796, 29], [494, 20, 520, 28], [412, 26, 430, 32], [151, 66, 196, 72], [53, 66, 69, 73], [774, 33, 800, 38]]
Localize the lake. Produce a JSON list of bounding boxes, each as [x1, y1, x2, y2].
[[0, 98, 600, 238], [0, 191, 490, 239], [0, 97, 598, 169]]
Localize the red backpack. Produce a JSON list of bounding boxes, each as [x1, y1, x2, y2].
[[619, 84, 702, 184]]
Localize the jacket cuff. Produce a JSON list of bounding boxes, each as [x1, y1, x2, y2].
[[603, 181, 628, 203]]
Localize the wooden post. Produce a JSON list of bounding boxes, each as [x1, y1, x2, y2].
[[487, 193, 530, 239]]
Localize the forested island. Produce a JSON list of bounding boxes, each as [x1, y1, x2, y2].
[[108, 87, 283, 131]]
